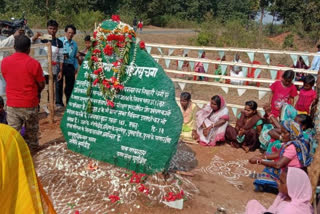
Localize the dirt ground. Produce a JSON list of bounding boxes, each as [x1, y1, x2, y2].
[[37, 116, 275, 214], [34, 28, 295, 214]]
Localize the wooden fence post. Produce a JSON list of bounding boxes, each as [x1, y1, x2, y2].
[[47, 43, 54, 124], [309, 71, 320, 213]]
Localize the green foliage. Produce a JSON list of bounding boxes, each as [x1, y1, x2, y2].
[[263, 23, 287, 36], [194, 19, 273, 48], [282, 34, 295, 48], [161, 15, 197, 28], [0, 0, 319, 48], [72, 10, 104, 34], [196, 32, 210, 46]]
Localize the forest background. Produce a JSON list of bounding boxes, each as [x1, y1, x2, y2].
[[0, 0, 319, 49]]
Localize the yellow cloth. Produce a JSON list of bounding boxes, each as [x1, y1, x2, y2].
[[179, 102, 198, 143], [0, 124, 55, 214]]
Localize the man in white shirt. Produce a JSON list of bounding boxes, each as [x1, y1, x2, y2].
[[230, 54, 244, 85], [0, 29, 25, 48]]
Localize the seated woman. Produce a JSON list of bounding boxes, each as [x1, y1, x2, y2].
[[178, 92, 199, 144], [194, 51, 207, 81], [214, 55, 226, 82], [295, 114, 317, 154], [194, 95, 229, 146], [249, 120, 312, 192], [0, 124, 56, 213], [259, 103, 297, 151], [246, 167, 313, 214], [225, 100, 263, 152], [261, 106, 316, 156]]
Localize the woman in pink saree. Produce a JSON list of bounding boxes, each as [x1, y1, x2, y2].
[[195, 95, 229, 146], [246, 167, 313, 214]]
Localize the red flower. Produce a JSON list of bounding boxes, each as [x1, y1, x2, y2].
[[128, 34, 132, 39], [129, 171, 147, 184], [117, 35, 125, 42], [116, 42, 125, 48], [112, 61, 119, 67], [111, 15, 120, 22], [91, 56, 99, 62], [139, 41, 145, 49], [75, 211, 80, 214], [163, 191, 185, 202], [93, 31, 97, 39], [112, 59, 123, 67], [102, 80, 110, 88], [138, 184, 149, 195], [114, 84, 124, 90], [108, 194, 120, 203], [92, 49, 101, 54], [103, 45, 113, 56], [93, 78, 99, 86], [138, 184, 145, 192], [107, 34, 116, 41], [110, 76, 117, 84], [93, 68, 103, 75], [107, 100, 115, 108], [93, 41, 98, 47]]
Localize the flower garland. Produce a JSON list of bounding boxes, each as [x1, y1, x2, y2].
[[86, 15, 144, 113]]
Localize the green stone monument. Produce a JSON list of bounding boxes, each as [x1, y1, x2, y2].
[[60, 18, 183, 174]]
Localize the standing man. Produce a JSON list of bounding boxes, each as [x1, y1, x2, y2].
[[0, 29, 24, 48], [57, 24, 78, 107], [133, 17, 137, 32], [1, 35, 45, 151], [34, 20, 64, 113]]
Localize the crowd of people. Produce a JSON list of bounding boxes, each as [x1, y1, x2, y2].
[[0, 20, 92, 152], [0, 18, 320, 213], [179, 68, 319, 213], [188, 46, 320, 88]]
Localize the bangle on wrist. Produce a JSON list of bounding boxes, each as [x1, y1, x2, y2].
[[268, 114, 274, 120]]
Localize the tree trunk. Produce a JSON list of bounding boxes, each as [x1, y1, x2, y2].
[[259, 7, 265, 47], [46, 0, 49, 22], [270, 12, 275, 35]]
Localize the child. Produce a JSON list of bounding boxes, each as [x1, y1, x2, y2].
[[269, 70, 298, 118], [138, 20, 143, 32], [295, 74, 317, 115], [77, 35, 91, 66], [0, 96, 7, 124]]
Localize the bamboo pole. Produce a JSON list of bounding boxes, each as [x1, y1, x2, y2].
[[0, 43, 47, 51], [171, 78, 271, 92], [47, 43, 54, 124], [165, 69, 303, 86], [146, 43, 320, 57], [152, 54, 318, 75]]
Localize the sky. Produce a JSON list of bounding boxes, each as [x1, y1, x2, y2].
[[255, 11, 283, 25]]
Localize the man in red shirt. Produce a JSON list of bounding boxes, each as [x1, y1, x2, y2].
[[1, 35, 45, 151]]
